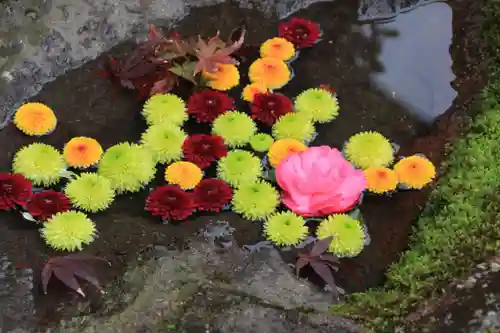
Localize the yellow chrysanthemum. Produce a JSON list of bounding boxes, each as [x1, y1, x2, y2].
[[260, 37, 296, 61], [165, 161, 203, 190], [394, 155, 436, 189], [203, 64, 240, 91], [267, 138, 307, 167], [249, 57, 291, 90], [13, 102, 57, 136], [344, 131, 394, 169], [63, 137, 103, 168], [242, 83, 268, 102], [364, 167, 398, 194]]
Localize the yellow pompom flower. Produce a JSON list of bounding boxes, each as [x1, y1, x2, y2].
[[364, 167, 398, 194], [13, 143, 65, 186], [316, 214, 365, 258], [203, 64, 240, 91], [13, 102, 57, 136], [242, 83, 268, 102], [260, 37, 296, 61], [394, 155, 436, 189], [41, 211, 97, 252], [63, 137, 103, 168], [249, 57, 291, 90], [165, 161, 203, 190], [267, 138, 307, 167], [264, 211, 308, 246], [344, 131, 394, 169]]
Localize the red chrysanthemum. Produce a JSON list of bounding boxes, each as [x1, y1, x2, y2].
[[26, 190, 71, 221], [183, 134, 228, 169], [193, 179, 233, 212], [187, 89, 235, 123], [250, 93, 294, 126], [0, 173, 32, 211], [278, 18, 321, 49], [145, 185, 195, 221]]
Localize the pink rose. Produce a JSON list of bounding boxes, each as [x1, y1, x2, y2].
[[276, 146, 366, 217]]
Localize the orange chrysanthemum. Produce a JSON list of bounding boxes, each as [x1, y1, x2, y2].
[[203, 64, 240, 91], [63, 137, 103, 168], [249, 57, 291, 90], [268, 138, 307, 167], [364, 167, 398, 194], [394, 155, 436, 189], [260, 37, 296, 61], [13, 102, 57, 136], [242, 83, 268, 102], [165, 161, 203, 190]]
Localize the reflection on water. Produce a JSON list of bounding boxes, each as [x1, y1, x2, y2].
[[360, 2, 456, 123]]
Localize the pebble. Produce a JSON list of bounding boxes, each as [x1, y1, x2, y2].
[[464, 276, 477, 289], [490, 262, 500, 272]]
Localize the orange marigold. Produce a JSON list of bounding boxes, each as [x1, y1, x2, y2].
[[248, 57, 291, 90], [64, 137, 103, 168], [13, 102, 57, 136], [267, 138, 307, 168], [394, 155, 436, 189], [364, 167, 398, 194]]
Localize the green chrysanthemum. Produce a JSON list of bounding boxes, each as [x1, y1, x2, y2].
[[344, 131, 394, 169], [217, 149, 262, 187], [264, 211, 309, 246], [142, 93, 187, 126], [272, 113, 315, 142], [295, 88, 340, 123], [98, 142, 156, 194], [250, 133, 274, 152], [12, 143, 65, 186], [141, 123, 186, 164], [232, 180, 279, 221], [316, 214, 365, 258], [41, 211, 97, 251], [65, 173, 115, 213], [212, 111, 257, 147]]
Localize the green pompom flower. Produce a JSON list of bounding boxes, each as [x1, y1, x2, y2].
[[232, 180, 279, 221], [141, 123, 186, 164], [12, 143, 65, 186], [316, 214, 365, 258], [344, 131, 394, 169], [272, 113, 315, 142], [142, 93, 187, 126], [98, 142, 156, 194], [65, 173, 115, 213], [294, 88, 340, 123], [250, 133, 274, 152], [264, 211, 309, 246], [212, 111, 257, 147], [217, 149, 262, 187], [41, 211, 97, 251]]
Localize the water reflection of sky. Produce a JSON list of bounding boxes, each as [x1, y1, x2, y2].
[[360, 2, 456, 123]]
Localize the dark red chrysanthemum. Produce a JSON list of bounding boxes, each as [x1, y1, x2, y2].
[[187, 89, 235, 123], [279, 18, 321, 49], [26, 190, 71, 222], [193, 179, 233, 212], [183, 134, 228, 169], [145, 185, 195, 221], [250, 93, 293, 126], [0, 173, 32, 211]]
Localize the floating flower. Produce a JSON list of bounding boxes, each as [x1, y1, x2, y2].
[[344, 131, 394, 169], [316, 214, 365, 258], [65, 173, 115, 213], [277, 146, 366, 216], [364, 167, 398, 194], [41, 211, 97, 251], [145, 185, 195, 221], [193, 178, 233, 212], [279, 17, 321, 49], [63, 137, 103, 168], [264, 211, 308, 247], [0, 173, 32, 211], [26, 190, 71, 222], [294, 88, 339, 123], [232, 180, 279, 221], [212, 111, 257, 147], [272, 112, 315, 143], [142, 93, 187, 126], [248, 57, 291, 90], [182, 134, 228, 169], [203, 64, 240, 91], [394, 155, 436, 189], [250, 93, 293, 126], [268, 138, 307, 167], [141, 122, 186, 164], [187, 89, 235, 123], [242, 83, 268, 102], [13, 143, 65, 187], [260, 37, 296, 61], [98, 142, 156, 194], [250, 133, 274, 153], [165, 161, 203, 190], [13, 102, 57, 136], [217, 150, 262, 188]]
